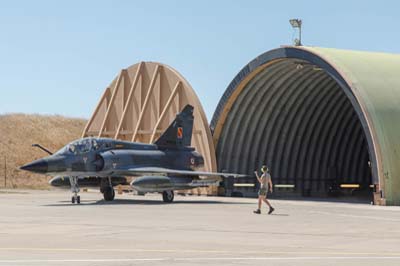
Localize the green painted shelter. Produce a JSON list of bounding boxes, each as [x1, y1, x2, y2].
[[211, 46, 400, 205]]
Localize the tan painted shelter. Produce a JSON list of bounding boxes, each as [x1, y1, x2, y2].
[[83, 62, 217, 194]]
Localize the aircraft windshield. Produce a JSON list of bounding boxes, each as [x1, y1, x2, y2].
[[56, 138, 100, 155]]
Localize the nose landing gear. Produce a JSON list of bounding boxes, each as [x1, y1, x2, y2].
[[69, 176, 81, 204]]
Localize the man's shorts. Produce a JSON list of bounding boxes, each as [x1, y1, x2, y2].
[[258, 187, 268, 196]]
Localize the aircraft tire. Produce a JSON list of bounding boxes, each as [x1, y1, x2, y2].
[[162, 190, 174, 203], [71, 196, 75, 204], [103, 187, 115, 201], [77, 196, 81, 204]]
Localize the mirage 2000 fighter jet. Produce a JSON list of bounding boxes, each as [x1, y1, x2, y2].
[[20, 105, 245, 204]]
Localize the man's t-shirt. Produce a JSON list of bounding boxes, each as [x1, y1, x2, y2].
[[260, 172, 271, 189]]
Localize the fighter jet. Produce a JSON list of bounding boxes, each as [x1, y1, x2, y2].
[[20, 105, 245, 204]]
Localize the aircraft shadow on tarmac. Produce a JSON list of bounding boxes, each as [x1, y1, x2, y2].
[[43, 198, 254, 207]]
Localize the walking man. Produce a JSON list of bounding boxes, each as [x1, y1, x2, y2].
[[254, 165, 274, 214]]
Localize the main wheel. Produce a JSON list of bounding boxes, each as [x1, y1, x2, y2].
[[71, 196, 75, 204], [162, 191, 174, 203], [77, 196, 81, 204], [103, 187, 115, 201]]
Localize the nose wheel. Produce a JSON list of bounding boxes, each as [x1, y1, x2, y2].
[[71, 195, 80, 204], [69, 176, 81, 204]]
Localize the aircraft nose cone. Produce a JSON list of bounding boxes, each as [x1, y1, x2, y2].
[[20, 159, 48, 173]]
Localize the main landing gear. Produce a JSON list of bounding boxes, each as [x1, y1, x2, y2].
[[69, 176, 81, 204], [162, 190, 174, 203], [100, 177, 115, 201]]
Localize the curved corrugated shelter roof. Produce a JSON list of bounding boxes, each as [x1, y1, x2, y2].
[[211, 46, 400, 205]]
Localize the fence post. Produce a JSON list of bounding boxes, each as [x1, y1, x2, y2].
[[4, 156, 6, 188]]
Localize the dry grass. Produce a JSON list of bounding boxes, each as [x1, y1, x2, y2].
[[0, 114, 86, 189]]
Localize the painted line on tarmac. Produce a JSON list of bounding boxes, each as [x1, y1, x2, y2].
[[309, 210, 400, 222], [176, 256, 400, 261], [2, 247, 400, 256], [0, 258, 165, 263], [1, 256, 400, 264]]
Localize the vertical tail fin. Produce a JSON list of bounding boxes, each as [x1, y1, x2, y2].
[[154, 105, 194, 149]]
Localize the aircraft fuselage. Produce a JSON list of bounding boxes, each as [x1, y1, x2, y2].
[[21, 138, 205, 178]]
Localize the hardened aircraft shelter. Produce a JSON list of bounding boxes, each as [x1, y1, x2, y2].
[[211, 46, 400, 206], [82, 61, 217, 194]]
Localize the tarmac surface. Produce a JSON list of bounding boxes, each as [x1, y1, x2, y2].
[[1, 190, 400, 266]]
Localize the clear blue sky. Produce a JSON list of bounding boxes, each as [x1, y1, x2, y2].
[[1, 0, 399, 121]]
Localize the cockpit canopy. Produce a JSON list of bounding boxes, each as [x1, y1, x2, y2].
[[56, 138, 112, 155]]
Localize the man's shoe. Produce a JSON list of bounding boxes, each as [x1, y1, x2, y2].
[[253, 209, 261, 214], [268, 207, 275, 215]]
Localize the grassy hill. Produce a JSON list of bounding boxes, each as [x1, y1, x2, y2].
[[0, 114, 86, 189]]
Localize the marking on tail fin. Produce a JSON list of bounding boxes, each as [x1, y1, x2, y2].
[[177, 127, 183, 139], [155, 104, 194, 149]]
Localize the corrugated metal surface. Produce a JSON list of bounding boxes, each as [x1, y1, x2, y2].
[[212, 46, 400, 205], [309, 47, 400, 205]]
